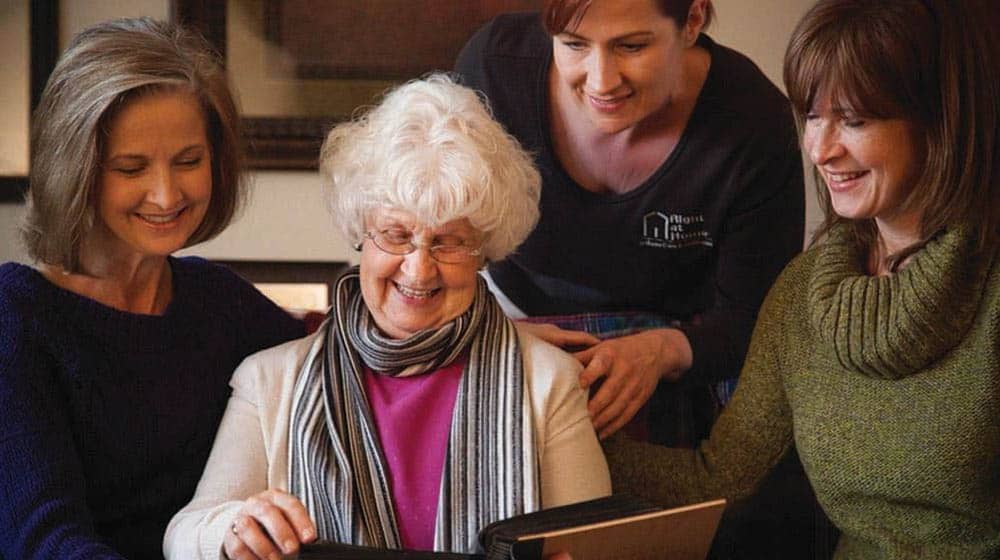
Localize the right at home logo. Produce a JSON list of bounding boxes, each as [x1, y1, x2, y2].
[[639, 211, 713, 249]]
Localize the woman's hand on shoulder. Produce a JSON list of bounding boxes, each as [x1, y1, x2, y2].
[[575, 329, 692, 439], [516, 321, 601, 351], [224, 489, 316, 560]]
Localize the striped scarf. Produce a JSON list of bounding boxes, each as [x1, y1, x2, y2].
[[288, 267, 539, 552]]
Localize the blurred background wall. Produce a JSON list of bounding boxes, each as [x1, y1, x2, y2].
[[0, 0, 819, 266]]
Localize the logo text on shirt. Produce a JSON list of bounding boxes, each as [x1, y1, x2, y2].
[[639, 211, 713, 248]]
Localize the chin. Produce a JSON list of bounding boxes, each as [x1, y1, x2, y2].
[[588, 115, 634, 135]]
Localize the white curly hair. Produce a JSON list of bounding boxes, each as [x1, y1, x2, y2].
[[319, 73, 541, 261]]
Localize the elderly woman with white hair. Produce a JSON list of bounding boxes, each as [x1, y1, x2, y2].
[[164, 74, 611, 559]]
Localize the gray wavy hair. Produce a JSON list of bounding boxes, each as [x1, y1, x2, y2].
[[23, 17, 244, 271], [320, 73, 541, 262]]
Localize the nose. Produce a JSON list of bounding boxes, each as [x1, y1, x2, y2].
[[585, 49, 623, 95], [806, 121, 844, 166], [399, 245, 438, 281], [147, 165, 183, 209]]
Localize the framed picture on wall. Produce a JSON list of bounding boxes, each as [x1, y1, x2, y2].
[[0, 2, 59, 203], [215, 260, 348, 312], [172, 0, 540, 170]]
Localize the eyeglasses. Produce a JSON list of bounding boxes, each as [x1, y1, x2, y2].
[[357, 229, 483, 264]]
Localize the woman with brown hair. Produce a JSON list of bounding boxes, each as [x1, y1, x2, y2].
[[0, 18, 303, 558], [606, 0, 1000, 556], [456, 0, 805, 447]]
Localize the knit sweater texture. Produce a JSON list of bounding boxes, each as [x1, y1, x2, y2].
[[606, 224, 1000, 559], [0, 257, 304, 559]]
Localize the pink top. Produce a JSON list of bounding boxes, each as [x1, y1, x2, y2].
[[363, 357, 465, 550]]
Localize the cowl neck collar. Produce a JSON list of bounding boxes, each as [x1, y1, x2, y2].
[[808, 224, 994, 379]]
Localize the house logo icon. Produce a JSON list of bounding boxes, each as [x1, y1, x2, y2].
[[640, 211, 713, 248]]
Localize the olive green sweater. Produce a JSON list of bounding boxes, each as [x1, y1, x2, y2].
[[606, 225, 1000, 559]]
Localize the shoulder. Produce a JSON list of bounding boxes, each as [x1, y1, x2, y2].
[[757, 246, 820, 324], [231, 328, 323, 396], [457, 12, 549, 93], [0, 262, 41, 300], [462, 12, 547, 61], [0, 263, 45, 334], [170, 256, 248, 289], [171, 257, 292, 318], [0, 265, 30, 360], [0, 265, 51, 395], [982, 244, 1000, 319], [703, 36, 790, 113], [700, 35, 797, 146], [515, 323, 584, 404], [170, 256, 260, 309]]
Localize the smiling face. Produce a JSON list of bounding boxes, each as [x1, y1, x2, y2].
[[550, 0, 698, 135], [92, 89, 212, 264], [804, 92, 924, 241], [359, 208, 483, 339]]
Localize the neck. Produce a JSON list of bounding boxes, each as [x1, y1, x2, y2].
[[870, 213, 923, 276], [627, 44, 711, 141], [560, 45, 710, 145], [548, 46, 711, 194], [41, 252, 174, 315]]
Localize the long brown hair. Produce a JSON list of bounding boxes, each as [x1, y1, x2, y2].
[[784, 0, 999, 256]]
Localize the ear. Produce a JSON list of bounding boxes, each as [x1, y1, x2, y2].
[[684, 0, 709, 44]]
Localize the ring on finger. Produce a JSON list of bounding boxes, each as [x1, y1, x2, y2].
[[231, 519, 240, 535]]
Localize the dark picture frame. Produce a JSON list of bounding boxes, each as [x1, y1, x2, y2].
[[171, 0, 539, 170], [0, 2, 59, 203], [215, 259, 348, 311]]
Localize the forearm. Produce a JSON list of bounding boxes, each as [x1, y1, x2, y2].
[[605, 300, 798, 507], [164, 500, 243, 560], [164, 374, 271, 559], [603, 372, 793, 507]]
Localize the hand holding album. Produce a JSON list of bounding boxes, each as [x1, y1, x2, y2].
[[298, 495, 726, 560]]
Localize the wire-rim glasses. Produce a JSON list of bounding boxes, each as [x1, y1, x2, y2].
[[359, 229, 483, 264]]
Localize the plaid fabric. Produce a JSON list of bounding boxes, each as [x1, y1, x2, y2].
[[525, 312, 737, 447]]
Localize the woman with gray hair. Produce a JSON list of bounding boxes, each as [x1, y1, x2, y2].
[[165, 74, 611, 559], [0, 18, 303, 559]]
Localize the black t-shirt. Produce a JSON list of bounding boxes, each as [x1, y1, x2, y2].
[[456, 13, 804, 384]]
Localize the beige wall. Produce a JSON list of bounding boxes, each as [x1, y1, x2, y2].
[[0, 1, 30, 178], [0, 0, 818, 265]]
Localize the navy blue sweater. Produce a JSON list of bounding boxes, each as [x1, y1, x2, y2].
[[0, 257, 304, 559]]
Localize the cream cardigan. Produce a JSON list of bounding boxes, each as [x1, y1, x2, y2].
[[164, 324, 611, 559]]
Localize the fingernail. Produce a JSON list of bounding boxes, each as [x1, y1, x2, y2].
[[284, 539, 297, 552], [301, 528, 314, 540]]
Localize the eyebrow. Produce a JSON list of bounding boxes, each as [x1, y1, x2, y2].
[[558, 30, 655, 43], [105, 143, 207, 162]]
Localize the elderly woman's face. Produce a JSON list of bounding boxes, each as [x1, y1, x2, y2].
[[360, 208, 483, 339]]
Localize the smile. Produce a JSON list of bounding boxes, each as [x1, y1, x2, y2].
[[824, 170, 869, 192], [394, 282, 440, 299], [136, 208, 186, 226], [586, 93, 631, 113]]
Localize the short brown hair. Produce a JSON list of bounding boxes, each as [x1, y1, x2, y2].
[[23, 17, 246, 271], [784, 0, 1000, 252], [541, 0, 714, 35]]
